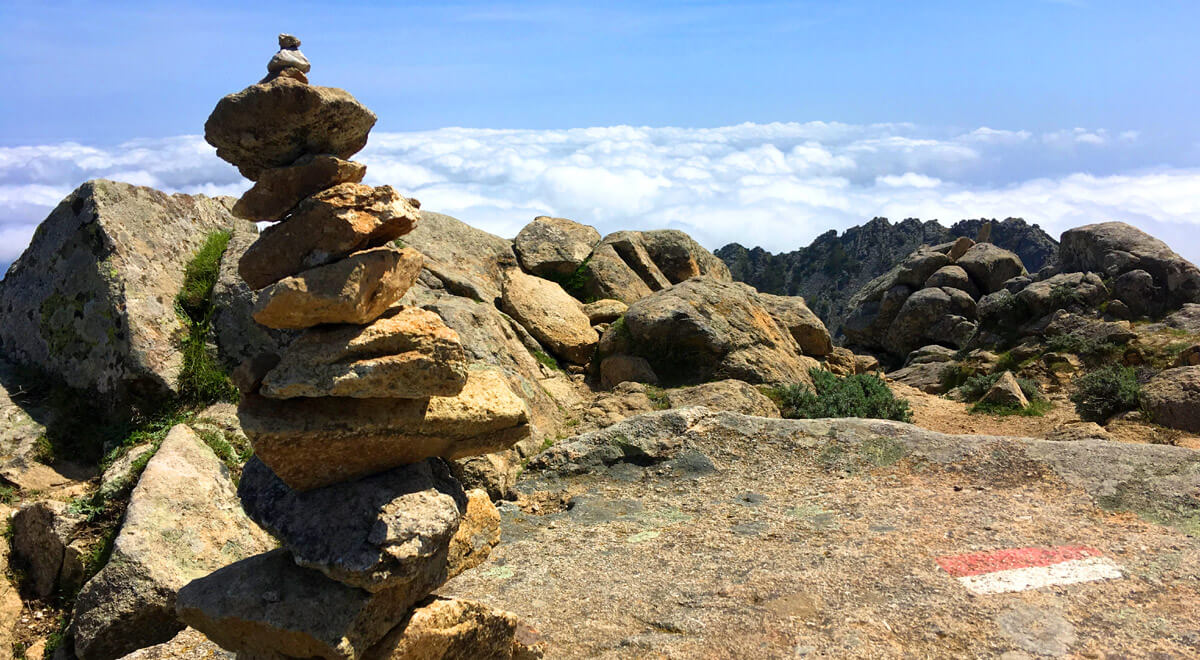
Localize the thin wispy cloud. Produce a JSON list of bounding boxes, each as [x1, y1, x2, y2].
[[2, 121, 1199, 273]]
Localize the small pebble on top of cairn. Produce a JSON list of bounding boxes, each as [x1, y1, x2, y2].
[[175, 35, 542, 660]]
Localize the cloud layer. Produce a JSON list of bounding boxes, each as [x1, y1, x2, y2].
[[3, 122, 1200, 271]]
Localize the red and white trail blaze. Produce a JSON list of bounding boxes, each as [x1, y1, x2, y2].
[[936, 546, 1123, 595]]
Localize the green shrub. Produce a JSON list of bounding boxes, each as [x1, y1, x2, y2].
[[957, 371, 1042, 403], [1045, 333, 1119, 362], [1049, 283, 1085, 310], [643, 385, 670, 410], [767, 369, 913, 423], [1070, 365, 1142, 422]]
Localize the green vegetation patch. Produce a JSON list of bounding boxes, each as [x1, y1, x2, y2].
[[766, 368, 913, 423], [957, 371, 1042, 404], [1070, 364, 1142, 423], [532, 349, 563, 372], [643, 384, 671, 410], [970, 398, 1054, 417], [176, 230, 239, 406]]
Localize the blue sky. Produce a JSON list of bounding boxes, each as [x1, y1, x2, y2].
[[2, 0, 1200, 269]]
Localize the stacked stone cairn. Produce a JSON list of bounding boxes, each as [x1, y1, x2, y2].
[[175, 35, 539, 659]]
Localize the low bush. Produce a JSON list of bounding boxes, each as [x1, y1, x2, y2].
[[1070, 365, 1142, 423], [767, 369, 913, 423], [1045, 333, 1120, 363]]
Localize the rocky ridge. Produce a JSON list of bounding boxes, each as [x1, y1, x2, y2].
[[169, 35, 538, 660]]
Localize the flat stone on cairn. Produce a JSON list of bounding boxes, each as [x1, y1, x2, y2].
[[177, 35, 533, 659]]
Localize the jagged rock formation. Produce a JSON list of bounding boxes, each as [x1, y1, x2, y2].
[[716, 217, 1057, 335], [0, 181, 251, 406], [173, 35, 537, 660]]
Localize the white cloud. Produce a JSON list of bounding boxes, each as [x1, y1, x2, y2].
[[2, 121, 1199, 270]]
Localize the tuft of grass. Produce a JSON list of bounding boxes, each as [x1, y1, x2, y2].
[[0, 485, 16, 505], [1070, 365, 1142, 423], [547, 258, 594, 301], [766, 369, 913, 423], [970, 398, 1053, 417], [531, 350, 563, 372], [643, 385, 670, 410], [33, 435, 55, 463], [176, 230, 239, 406]]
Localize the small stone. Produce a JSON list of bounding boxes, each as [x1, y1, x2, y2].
[[253, 247, 423, 330], [268, 48, 311, 74], [240, 367, 530, 491], [238, 457, 465, 593], [599, 355, 659, 390], [233, 154, 367, 222], [279, 34, 301, 49], [238, 183, 419, 290], [258, 307, 468, 400]]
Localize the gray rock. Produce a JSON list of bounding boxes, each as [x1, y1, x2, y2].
[[512, 216, 599, 278], [278, 34, 301, 49], [883, 288, 954, 357], [0, 181, 249, 406], [238, 457, 465, 593], [1164, 303, 1200, 334], [1045, 422, 1112, 442], [267, 48, 311, 74], [978, 371, 1029, 408], [402, 211, 517, 304], [604, 278, 818, 386], [995, 604, 1076, 657], [956, 243, 1027, 294], [580, 242, 655, 304], [887, 345, 956, 393], [1059, 221, 1200, 306], [1041, 310, 1137, 347], [72, 425, 274, 660], [639, 229, 732, 284], [757, 293, 833, 357], [176, 549, 432, 660], [1015, 272, 1108, 319], [1142, 366, 1200, 433], [11, 500, 87, 599], [97, 443, 154, 501], [500, 270, 597, 365], [204, 76, 376, 180], [211, 226, 294, 369], [529, 408, 710, 477], [114, 628, 232, 660], [1111, 269, 1158, 317]]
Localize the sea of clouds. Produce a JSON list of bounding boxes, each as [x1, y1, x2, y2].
[[3, 121, 1200, 274]]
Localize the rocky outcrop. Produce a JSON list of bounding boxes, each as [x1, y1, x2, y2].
[[402, 211, 517, 304], [717, 217, 1057, 336], [500, 269, 598, 365], [1142, 366, 1200, 433], [1059, 222, 1200, 309], [597, 278, 820, 386], [639, 230, 732, 284], [512, 216, 599, 278], [955, 243, 1027, 294], [0, 180, 249, 405], [72, 425, 273, 660]]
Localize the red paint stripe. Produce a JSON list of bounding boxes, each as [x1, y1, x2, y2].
[[936, 546, 1104, 577]]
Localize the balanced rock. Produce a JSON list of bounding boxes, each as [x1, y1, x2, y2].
[[363, 597, 540, 660], [205, 76, 377, 180], [500, 269, 598, 365], [177, 549, 433, 660], [267, 33, 311, 75], [238, 457, 465, 593], [253, 247, 424, 330], [72, 425, 274, 660], [259, 307, 467, 399], [233, 154, 367, 222], [242, 367, 530, 490], [924, 265, 979, 298], [239, 183, 420, 290], [513, 216, 599, 278]]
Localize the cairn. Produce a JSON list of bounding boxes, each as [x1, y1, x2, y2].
[[176, 35, 538, 659]]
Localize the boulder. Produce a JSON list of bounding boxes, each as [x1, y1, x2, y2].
[[114, 628, 232, 660], [402, 211, 517, 304], [362, 597, 540, 660], [956, 243, 1026, 294], [665, 380, 781, 418], [210, 226, 293, 369], [1042, 310, 1137, 347], [238, 457, 464, 592], [0, 180, 249, 404], [241, 367, 530, 491], [1164, 304, 1200, 334], [1015, 272, 1108, 318], [72, 425, 274, 660], [579, 243, 654, 304], [1142, 366, 1200, 433], [450, 453, 521, 502], [1111, 269, 1159, 318], [252, 247, 424, 330], [947, 236, 975, 261], [639, 229, 732, 283], [757, 293, 833, 357], [842, 283, 914, 351], [176, 549, 431, 660], [924, 265, 979, 299], [232, 154, 367, 221], [238, 183, 420, 290], [204, 76, 377, 180], [96, 444, 155, 501], [258, 308, 468, 400], [599, 355, 659, 390], [607, 279, 817, 386], [446, 489, 501, 578], [582, 299, 627, 325], [886, 345, 957, 394], [893, 249, 952, 288], [10, 500, 87, 599], [600, 232, 672, 291], [512, 216, 599, 278], [1059, 221, 1200, 306], [883, 288, 954, 357], [978, 371, 1029, 409], [500, 270, 598, 365], [578, 382, 661, 432]]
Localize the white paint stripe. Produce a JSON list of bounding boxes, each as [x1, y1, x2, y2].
[[956, 556, 1123, 595]]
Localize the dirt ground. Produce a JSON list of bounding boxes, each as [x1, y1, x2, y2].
[[443, 416, 1200, 659]]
